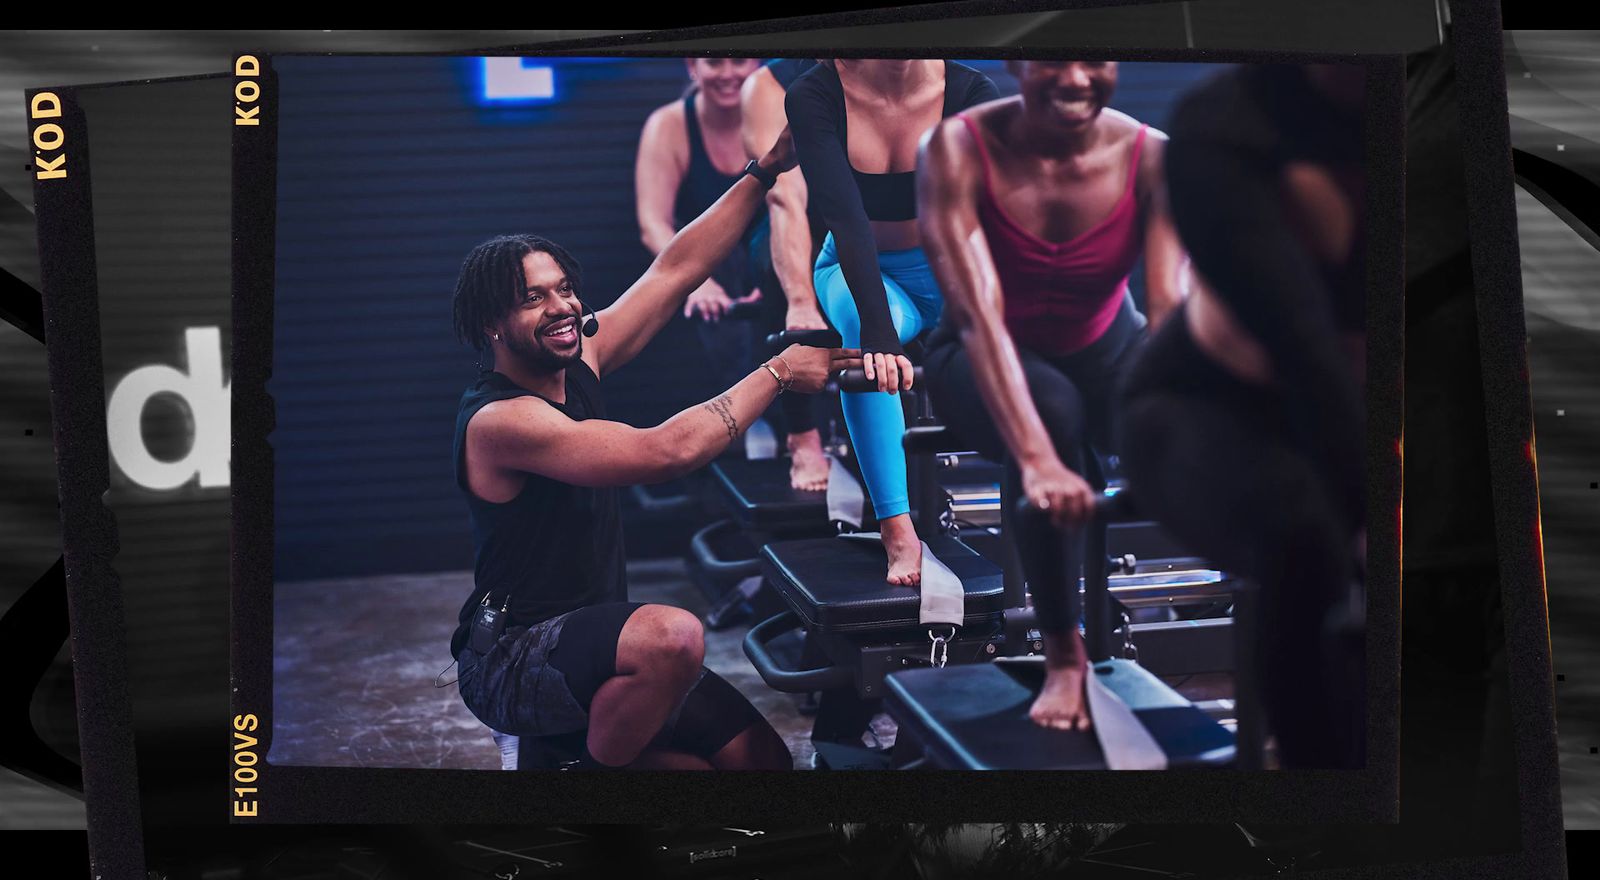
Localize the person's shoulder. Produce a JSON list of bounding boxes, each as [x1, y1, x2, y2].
[[766, 57, 819, 90], [468, 391, 561, 446], [1097, 110, 1166, 196], [786, 62, 835, 99], [1100, 108, 1166, 149], [640, 99, 689, 163], [461, 370, 513, 404], [463, 377, 545, 436], [929, 97, 1013, 155], [642, 98, 688, 137], [784, 64, 839, 121], [464, 371, 532, 404]]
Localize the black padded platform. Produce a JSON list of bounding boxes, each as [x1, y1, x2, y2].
[[884, 658, 1235, 769], [710, 458, 828, 533], [761, 533, 1006, 633]]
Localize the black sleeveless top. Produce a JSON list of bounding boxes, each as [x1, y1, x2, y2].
[[671, 91, 760, 298], [450, 363, 626, 657]]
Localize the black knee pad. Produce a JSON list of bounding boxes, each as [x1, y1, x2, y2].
[[654, 668, 768, 759]]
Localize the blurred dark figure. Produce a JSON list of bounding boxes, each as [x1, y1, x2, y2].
[[1119, 61, 1367, 770]]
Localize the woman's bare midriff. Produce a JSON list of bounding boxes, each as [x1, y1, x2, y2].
[[871, 218, 922, 252]]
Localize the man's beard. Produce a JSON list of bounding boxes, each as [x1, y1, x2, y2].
[[502, 325, 582, 372]]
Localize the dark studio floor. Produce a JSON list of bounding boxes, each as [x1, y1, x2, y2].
[[270, 560, 1242, 771]]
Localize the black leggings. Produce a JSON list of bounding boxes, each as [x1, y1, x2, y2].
[[1119, 309, 1364, 768], [924, 296, 1147, 636]]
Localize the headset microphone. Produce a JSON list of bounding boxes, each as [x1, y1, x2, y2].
[[579, 299, 599, 337]]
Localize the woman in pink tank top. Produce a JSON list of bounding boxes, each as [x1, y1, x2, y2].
[[918, 60, 1190, 734]]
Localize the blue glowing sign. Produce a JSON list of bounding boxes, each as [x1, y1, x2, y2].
[[479, 57, 556, 104]]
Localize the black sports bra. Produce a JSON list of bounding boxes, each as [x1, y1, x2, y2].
[[851, 169, 918, 223]]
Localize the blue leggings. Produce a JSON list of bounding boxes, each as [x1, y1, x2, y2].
[[814, 233, 944, 520]]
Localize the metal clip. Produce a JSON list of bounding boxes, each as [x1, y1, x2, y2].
[[1120, 609, 1138, 661], [927, 626, 955, 668]]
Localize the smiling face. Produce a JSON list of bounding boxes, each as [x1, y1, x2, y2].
[[1012, 60, 1118, 135], [687, 57, 761, 111], [491, 250, 585, 372]]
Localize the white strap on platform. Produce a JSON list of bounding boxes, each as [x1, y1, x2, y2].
[[835, 533, 965, 629], [825, 455, 866, 527], [918, 543, 965, 629], [1084, 666, 1169, 770]]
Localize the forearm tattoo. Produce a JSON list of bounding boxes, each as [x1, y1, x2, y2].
[[704, 395, 740, 442]]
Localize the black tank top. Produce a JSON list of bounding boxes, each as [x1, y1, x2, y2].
[[450, 363, 626, 657], [671, 91, 759, 297]]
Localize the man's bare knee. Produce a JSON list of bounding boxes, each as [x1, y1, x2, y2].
[[618, 605, 705, 676]]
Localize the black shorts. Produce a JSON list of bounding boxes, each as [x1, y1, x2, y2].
[[456, 602, 642, 737], [457, 602, 767, 762]]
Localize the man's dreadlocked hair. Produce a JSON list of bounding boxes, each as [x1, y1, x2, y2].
[[451, 234, 586, 353]]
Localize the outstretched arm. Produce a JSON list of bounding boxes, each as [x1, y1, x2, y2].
[[470, 372, 781, 487], [918, 117, 1094, 527], [593, 133, 795, 376], [472, 343, 861, 487]]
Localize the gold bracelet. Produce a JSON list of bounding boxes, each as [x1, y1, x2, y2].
[[761, 362, 786, 393], [773, 353, 796, 392]]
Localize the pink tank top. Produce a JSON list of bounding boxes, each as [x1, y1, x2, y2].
[[961, 115, 1147, 356]]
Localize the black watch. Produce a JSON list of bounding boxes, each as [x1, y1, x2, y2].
[[743, 159, 779, 190]]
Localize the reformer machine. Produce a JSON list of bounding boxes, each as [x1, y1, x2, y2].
[[739, 354, 1265, 769]]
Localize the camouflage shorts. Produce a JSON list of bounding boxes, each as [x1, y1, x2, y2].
[[456, 611, 589, 738]]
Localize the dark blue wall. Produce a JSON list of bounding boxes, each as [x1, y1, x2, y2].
[[271, 56, 1221, 582]]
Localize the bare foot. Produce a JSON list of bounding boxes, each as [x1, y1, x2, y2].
[[1030, 662, 1092, 731], [787, 429, 829, 492], [880, 513, 922, 587], [1031, 631, 1092, 731]]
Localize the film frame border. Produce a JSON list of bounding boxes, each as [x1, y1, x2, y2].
[[231, 43, 1401, 826], [27, 82, 147, 880], [23, 2, 1564, 876]]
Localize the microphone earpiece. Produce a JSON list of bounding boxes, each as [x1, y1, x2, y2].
[[580, 299, 600, 337]]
